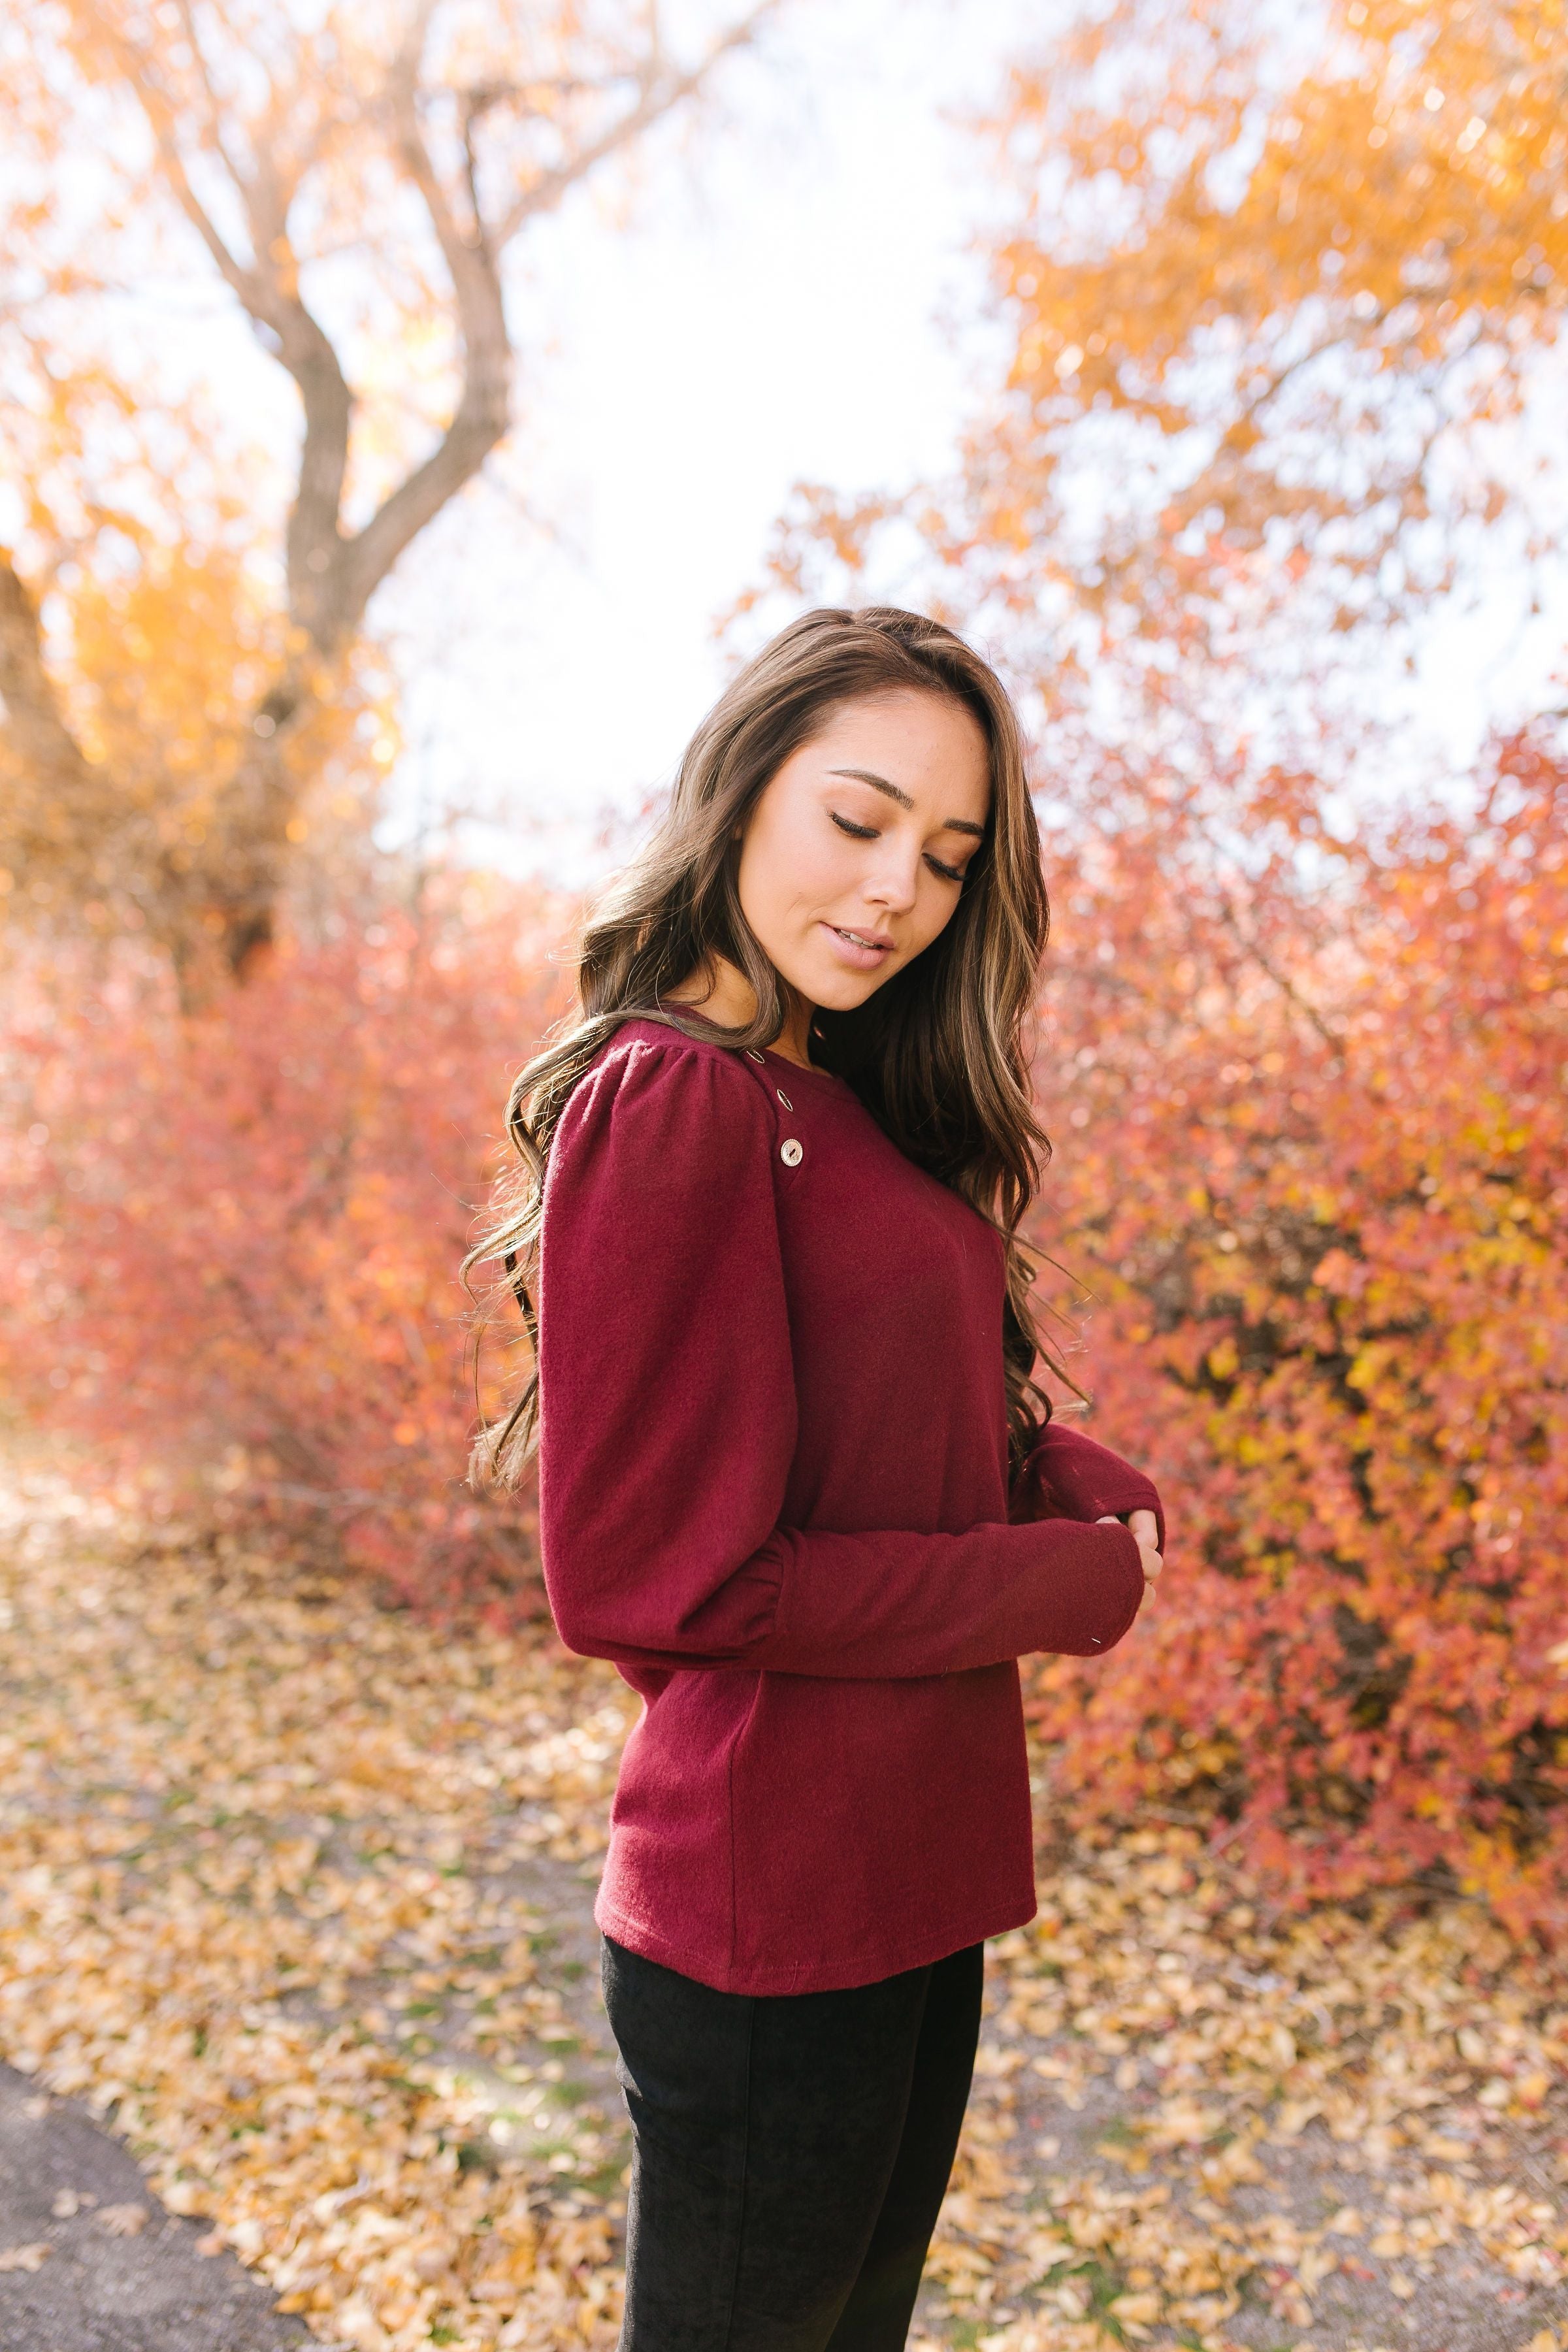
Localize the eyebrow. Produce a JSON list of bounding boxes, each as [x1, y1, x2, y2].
[[827, 767, 987, 838]]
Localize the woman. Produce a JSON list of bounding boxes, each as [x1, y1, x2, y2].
[[468, 606, 1165, 2351]]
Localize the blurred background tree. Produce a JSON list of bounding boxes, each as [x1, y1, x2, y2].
[[762, 0, 1567, 762], [0, 0, 775, 984]]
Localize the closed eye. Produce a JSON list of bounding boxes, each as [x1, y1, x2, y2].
[[833, 810, 970, 883]]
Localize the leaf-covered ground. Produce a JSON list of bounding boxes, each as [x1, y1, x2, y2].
[[1, 1462, 1565, 2352]]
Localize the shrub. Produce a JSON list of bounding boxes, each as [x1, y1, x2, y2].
[[0, 881, 570, 1612], [1024, 734, 1568, 1936]]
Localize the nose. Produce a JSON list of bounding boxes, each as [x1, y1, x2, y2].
[[863, 847, 920, 918]]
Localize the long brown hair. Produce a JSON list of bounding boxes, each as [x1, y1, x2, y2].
[[465, 605, 1056, 1488]]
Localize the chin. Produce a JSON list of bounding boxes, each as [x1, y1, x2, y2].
[[795, 962, 894, 1013]]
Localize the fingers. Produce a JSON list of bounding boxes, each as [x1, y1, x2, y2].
[[1099, 1513, 1164, 1593], [1126, 1516, 1161, 1579]]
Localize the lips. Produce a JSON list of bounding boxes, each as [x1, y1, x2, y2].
[[822, 922, 896, 973]]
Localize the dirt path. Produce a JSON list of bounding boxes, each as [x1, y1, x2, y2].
[[0, 2057, 312, 2351], [1, 1460, 1565, 2352], [0, 1825, 619, 2352]]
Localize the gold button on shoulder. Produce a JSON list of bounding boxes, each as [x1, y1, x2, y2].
[[779, 1137, 804, 1168]]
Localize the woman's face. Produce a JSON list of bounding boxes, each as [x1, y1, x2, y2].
[[736, 690, 992, 1013]]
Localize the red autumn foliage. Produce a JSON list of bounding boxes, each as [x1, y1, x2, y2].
[[1024, 730, 1568, 1936], [1, 735, 1564, 1931], [0, 883, 570, 1612]]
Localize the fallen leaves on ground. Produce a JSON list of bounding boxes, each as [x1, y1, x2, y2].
[[0, 2241, 51, 2272], [0, 1464, 635, 2349], [915, 1844, 1568, 2351], [2, 1460, 1566, 2352]]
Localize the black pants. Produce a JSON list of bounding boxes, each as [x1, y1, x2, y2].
[[601, 1935, 983, 2352]]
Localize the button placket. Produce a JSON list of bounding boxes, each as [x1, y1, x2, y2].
[[738, 1047, 805, 1168]]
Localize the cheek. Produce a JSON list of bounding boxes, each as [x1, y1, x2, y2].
[[906, 875, 963, 957], [738, 802, 853, 934]]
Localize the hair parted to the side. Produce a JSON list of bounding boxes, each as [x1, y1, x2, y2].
[[464, 604, 1060, 1490]]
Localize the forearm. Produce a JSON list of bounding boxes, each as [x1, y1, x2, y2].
[[550, 1514, 1145, 1679]]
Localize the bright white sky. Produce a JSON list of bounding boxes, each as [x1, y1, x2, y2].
[[16, 0, 1556, 877], [373, 0, 1043, 881], [365, 0, 1568, 883]]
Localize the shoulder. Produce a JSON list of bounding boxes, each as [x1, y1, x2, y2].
[[548, 1017, 774, 1203], [563, 1015, 772, 1132]]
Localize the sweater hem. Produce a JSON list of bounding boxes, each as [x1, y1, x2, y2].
[[592, 1887, 1039, 1997]]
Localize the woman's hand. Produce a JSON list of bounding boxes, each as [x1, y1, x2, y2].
[[1100, 1509, 1162, 1597]]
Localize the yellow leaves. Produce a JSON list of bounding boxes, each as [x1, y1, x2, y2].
[[1345, 1337, 1394, 1390], [936, 0, 1568, 705], [0, 2241, 52, 2272], [1141, 2097, 1226, 2148], [0, 1473, 634, 2351], [95, 2202, 150, 2235], [1107, 2285, 1160, 2322], [7, 1467, 1568, 2349], [935, 1818, 1568, 2346]]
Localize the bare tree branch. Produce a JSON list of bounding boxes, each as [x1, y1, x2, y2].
[[88, 15, 354, 652], [171, 0, 255, 207], [1222, 328, 1356, 451], [102, 29, 258, 308], [22, 0, 781, 977], [324, 0, 781, 638], [491, 1, 779, 249], [1216, 889, 1345, 1061], [0, 551, 91, 791], [328, 17, 514, 647]]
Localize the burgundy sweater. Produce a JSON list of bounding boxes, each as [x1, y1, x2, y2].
[[536, 1019, 1164, 1994]]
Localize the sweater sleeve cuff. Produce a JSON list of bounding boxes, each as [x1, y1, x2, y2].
[[1015, 1425, 1166, 1554], [1049, 1520, 1147, 1657]]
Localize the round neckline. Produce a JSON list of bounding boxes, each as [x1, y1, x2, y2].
[[757, 1044, 846, 1091]]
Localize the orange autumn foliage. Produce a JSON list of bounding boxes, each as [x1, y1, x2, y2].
[[1023, 730, 1568, 1936], [753, 0, 1568, 691], [975, 0, 1568, 641], [1, 885, 570, 1610]]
